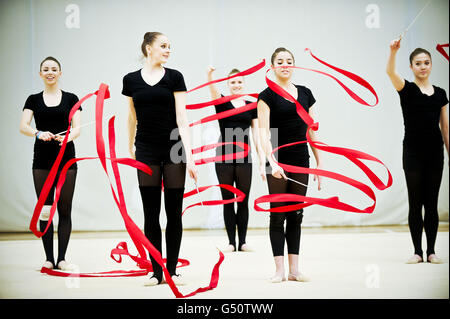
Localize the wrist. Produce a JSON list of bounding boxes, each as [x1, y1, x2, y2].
[[35, 131, 41, 139]]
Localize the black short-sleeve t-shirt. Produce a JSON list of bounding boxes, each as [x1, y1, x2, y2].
[[122, 67, 186, 149], [23, 91, 81, 169], [398, 79, 448, 154], [258, 85, 315, 164], [214, 95, 257, 163]]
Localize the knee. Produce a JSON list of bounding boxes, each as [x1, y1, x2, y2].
[[237, 201, 249, 212], [270, 214, 285, 231], [286, 210, 303, 226], [424, 207, 439, 221], [166, 210, 182, 227], [57, 203, 72, 220]]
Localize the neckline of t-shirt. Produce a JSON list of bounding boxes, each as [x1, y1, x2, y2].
[[230, 99, 250, 108], [41, 90, 63, 108], [412, 81, 436, 97], [274, 84, 299, 102], [220, 94, 250, 109], [140, 67, 166, 87]]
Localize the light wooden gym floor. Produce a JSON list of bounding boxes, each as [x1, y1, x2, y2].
[[0, 224, 448, 299]]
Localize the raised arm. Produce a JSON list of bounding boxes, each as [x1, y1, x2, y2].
[[386, 38, 405, 92], [206, 66, 221, 100]]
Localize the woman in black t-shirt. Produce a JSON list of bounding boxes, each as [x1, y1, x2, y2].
[[206, 66, 265, 253], [19, 56, 82, 271], [387, 38, 449, 264], [258, 48, 322, 283], [123, 32, 198, 286]]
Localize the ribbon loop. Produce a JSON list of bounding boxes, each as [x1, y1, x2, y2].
[[256, 50, 392, 214]]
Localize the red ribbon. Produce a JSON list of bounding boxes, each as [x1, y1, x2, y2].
[[181, 62, 266, 219], [185, 61, 265, 166], [192, 141, 249, 165], [186, 60, 265, 93], [436, 43, 449, 61], [32, 84, 224, 298], [254, 49, 392, 214], [182, 184, 246, 215], [32, 60, 267, 295]]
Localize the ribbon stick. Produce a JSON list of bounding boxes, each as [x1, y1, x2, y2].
[[399, 0, 432, 39], [254, 50, 392, 214], [285, 177, 308, 188]]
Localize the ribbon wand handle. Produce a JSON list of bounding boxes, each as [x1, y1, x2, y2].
[[285, 176, 309, 188], [399, 0, 432, 39], [55, 120, 96, 136]]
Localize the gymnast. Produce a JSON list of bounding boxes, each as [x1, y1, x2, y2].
[[123, 32, 198, 285], [206, 66, 265, 253], [20, 56, 82, 271], [258, 47, 322, 283], [387, 38, 449, 264]]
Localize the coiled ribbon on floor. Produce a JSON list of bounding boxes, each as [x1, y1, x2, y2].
[[254, 49, 392, 214]]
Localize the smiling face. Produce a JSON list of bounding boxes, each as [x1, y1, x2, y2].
[[272, 50, 295, 81], [228, 75, 244, 95], [146, 34, 171, 64], [39, 60, 61, 86], [410, 52, 432, 80]]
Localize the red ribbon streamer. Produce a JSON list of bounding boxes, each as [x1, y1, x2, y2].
[[186, 60, 265, 93], [254, 49, 392, 214], [185, 61, 265, 165], [436, 43, 449, 61], [182, 62, 266, 217], [31, 84, 224, 298], [32, 60, 267, 295], [182, 184, 246, 215]]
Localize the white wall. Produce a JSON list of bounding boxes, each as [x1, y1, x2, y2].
[[1, 0, 448, 231]]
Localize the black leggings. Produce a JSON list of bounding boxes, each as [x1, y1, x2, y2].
[[266, 171, 309, 257], [32, 169, 77, 266], [404, 163, 443, 259], [215, 163, 252, 250], [137, 162, 186, 281]]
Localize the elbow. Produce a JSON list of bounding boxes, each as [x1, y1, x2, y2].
[[72, 128, 81, 140], [19, 124, 28, 136]]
